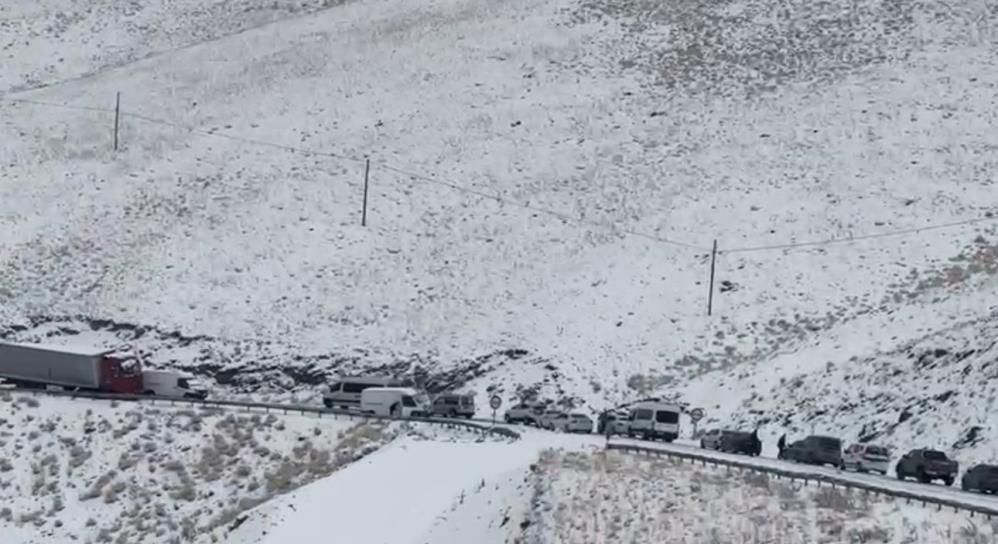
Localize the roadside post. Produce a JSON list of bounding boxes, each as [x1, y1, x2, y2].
[[490, 395, 502, 426], [689, 407, 705, 439]]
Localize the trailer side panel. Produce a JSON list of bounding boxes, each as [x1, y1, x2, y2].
[[0, 342, 102, 389]]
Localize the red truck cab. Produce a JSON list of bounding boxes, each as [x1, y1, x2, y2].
[[99, 353, 143, 394]]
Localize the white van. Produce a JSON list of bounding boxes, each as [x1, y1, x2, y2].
[[141, 370, 208, 399], [627, 402, 681, 441], [360, 387, 429, 418], [323, 376, 402, 409]]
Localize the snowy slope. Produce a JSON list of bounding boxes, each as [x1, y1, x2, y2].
[[525, 449, 998, 543], [0, 392, 425, 544], [3, 0, 998, 455], [223, 436, 544, 544]]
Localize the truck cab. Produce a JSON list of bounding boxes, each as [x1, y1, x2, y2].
[[141, 370, 208, 399]]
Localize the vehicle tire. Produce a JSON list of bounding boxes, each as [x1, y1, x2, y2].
[[962, 482, 971, 492], [143, 390, 155, 396], [896, 464, 905, 480], [917, 470, 930, 484], [943, 477, 954, 487], [700, 440, 706, 449]]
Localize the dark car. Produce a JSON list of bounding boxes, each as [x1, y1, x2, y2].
[[430, 394, 475, 418], [961, 464, 998, 494], [700, 429, 756, 455], [779, 435, 842, 467], [896, 449, 958, 486]]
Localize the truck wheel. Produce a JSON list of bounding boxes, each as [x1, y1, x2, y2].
[[943, 477, 954, 487], [917, 470, 930, 484], [143, 390, 155, 396]]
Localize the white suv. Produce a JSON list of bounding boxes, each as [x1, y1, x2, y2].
[[841, 443, 891, 474]]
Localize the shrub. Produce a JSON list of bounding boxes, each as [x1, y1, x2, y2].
[[80, 470, 117, 501], [69, 445, 92, 468], [103, 480, 127, 503]]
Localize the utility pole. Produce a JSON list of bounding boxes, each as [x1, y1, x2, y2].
[[707, 239, 718, 316], [113, 92, 121, 151], [361, 158, 370, 226]]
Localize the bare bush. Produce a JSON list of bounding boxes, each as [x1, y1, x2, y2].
[[264, 458, 298, 493], [813, 487, 861, 512], [69, 444, 92, 468], [16, 396, 40, 408], [80, 470, 117, 501], [118, 453, 139, 471], [103, 480, 127, 503]]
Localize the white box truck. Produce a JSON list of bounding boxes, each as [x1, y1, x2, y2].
[[360, 387, 430, 418]]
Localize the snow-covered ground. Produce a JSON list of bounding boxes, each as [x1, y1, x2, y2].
[[525, 449, 998, 543], [0, 392, 485, 544], [223, 435, 545, 544], [3, 0, 998, 508]]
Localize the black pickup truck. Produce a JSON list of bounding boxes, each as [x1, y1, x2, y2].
[[896, 449, 958, 486]]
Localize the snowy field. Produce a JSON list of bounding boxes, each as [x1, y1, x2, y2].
[[524, 449, 998, 543], [2, 0, 998, 482], [0, 392, 484, 544]]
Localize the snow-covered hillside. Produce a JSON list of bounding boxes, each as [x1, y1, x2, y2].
[[523, 449, 998, 543], [0, 392, 464, 543], [3, 0, 998, 453]]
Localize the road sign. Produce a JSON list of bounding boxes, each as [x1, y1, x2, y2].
[[689, 408, 705, 422], [489, 395, 502, 410]]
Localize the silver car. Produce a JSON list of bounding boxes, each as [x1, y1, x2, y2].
[[564, 413, 593, 433], [504, 403, 546, 425], [539, 410, 568, 430]]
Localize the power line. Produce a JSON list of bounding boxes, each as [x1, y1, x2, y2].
[[378, 163, 708, 250], [720, 215, 998, 255], [3, 96, 709, 251], [5, 96, 996, 255]]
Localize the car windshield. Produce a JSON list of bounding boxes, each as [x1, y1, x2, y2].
[[813, 437, 841, 450], [118, 358, 140, 376], [655, 410, 678, 423], [177, 378, 190, 389], [402, 395, 417, 407], [924, 450, 947, 461], [633, 409, 653, 421], [866, 446, 889, 456]]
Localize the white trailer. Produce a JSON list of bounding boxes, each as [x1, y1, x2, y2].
[[360, 387, 429, 418]]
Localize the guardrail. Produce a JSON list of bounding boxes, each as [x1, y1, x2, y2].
[[9, 387, 520, 440], [607, 442, 998, 519]]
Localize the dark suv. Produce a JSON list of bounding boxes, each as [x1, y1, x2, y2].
[[430, 394, 475, 418], [780, 435, 842, 467], [896, 449, 958, 486], [961, 464, 998, 494]]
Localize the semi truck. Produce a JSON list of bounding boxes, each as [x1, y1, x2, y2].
[[0, 341, 208, 398]]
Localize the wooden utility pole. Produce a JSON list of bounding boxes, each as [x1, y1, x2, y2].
[[707, 239, 718, 316], [113, 92, 121, 151], [361, 158, 371, 226]]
